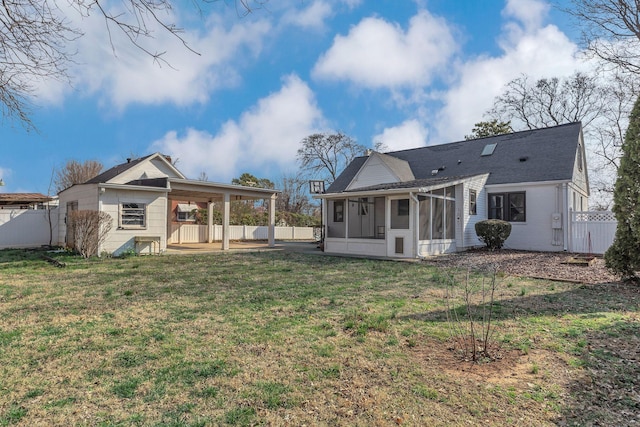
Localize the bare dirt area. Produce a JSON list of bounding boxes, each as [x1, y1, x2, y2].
[[423, 248, 620, 284]]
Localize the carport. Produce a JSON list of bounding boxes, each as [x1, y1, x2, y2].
[[167, 178, 280, 251]]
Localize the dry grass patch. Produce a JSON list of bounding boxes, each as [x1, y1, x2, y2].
[[0, 248, 638, 426]]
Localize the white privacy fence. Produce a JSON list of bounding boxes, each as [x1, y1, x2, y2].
[[169, 224, 315, 244], [569, 211, 617, 255], [0, 209, 59, 249]]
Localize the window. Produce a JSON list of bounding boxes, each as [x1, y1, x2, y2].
[[391, 199, 410, 229], [488, 192, 525, 222], [469, 189, 477, 215], [176, 204, 197, 222], [418, 185, 456, 240], [120, 202, 146, 228], [577, 144, 583, 172], [397, 199, 409, 216], [177, 211, 196, 222], [358, 197, 369, 216], [333, 200, 344, 222]]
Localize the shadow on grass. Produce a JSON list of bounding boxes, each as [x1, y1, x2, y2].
[[400, 280, 640, 426]]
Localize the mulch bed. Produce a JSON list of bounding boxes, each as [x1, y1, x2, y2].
[[422, 248, 620, 284]]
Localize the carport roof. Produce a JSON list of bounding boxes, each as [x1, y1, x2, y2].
[[167, 178, 280, 202]]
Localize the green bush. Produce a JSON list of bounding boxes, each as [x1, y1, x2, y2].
[[475, 219, 512, 250]]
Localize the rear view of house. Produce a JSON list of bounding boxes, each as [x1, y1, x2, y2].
[[57, 153, 279, 256], [316, 122, 589, 258]]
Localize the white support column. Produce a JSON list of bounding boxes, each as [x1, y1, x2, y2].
[[207, 202, 214, 243], [222, 193, 230, 250], [268, 194, 276, 247]]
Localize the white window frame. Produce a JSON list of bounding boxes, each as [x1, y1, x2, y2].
[[120, 202, 147, 229], [177, 210, 196, 222]]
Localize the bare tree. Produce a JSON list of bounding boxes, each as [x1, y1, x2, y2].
[[55, 159, 103, 193], [67, 210, 113, 258], [297, 132, 365, 184], [486, 70, 638, 208], [567, 0, 640, 74], [277, 173, 312, 215], [488, 72, 606, 130], [1, 0, 265, 129]]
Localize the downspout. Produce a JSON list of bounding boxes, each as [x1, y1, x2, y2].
[[410, 192, 419, 258], [562, 183, 569, 251]]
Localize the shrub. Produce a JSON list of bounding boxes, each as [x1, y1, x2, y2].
[[68, 210, 113, 258], [475, 219, 511, 250]]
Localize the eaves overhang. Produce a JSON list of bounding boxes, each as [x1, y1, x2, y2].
[[315, 174, 489, 199]]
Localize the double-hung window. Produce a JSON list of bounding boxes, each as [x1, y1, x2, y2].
[[469, 189, 477, 215], [488, 192, 525, 222], [120, 202, 146, 228]]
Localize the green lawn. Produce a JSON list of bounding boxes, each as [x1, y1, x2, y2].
[[0, 248, 638, 426]]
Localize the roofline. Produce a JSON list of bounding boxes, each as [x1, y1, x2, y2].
[[315, 174, 489, 198], [146, 152, 186, 180], [98, 183, 169, 193], [168, 178, 281, 195], [484, 179, 572, 189]]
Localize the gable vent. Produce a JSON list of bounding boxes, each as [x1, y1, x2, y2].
[[481, 143, 497, 156]]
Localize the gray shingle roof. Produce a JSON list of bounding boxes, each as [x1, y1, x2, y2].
[[326, 122, 582, 194], [84, 155, 152, 184]]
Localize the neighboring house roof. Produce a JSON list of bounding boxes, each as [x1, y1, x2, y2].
[[326, 122, 583, 194], [0, 193, 52, 205]]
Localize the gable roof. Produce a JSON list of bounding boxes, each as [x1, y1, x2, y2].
[[85, 153, 183, 184], [374, 152, 415, 182], [326, 122, 582, 194]]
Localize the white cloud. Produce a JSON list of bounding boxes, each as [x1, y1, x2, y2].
[[282, 1, 334, 30], [150, 74, 325, 181], [312, 10, 458, 88], [373, 119, 428, 152], [33, 6, 271, 110], [502, 0, 550, 32], [432, 0, 587, 143]]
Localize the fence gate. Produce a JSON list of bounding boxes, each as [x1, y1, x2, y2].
[[569, 211, 617, 255]]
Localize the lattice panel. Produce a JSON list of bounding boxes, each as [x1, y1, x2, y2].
[[573, 211, 616, 222]]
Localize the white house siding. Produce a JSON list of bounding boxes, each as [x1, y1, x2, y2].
[[461, 175, 489, 249], [347, 156, 399, 190], [110, 157, 181, 184], [485, 183, 564, 252], [56, 184, 100, 246], [325, 238, 387, 257], [99, 189, 168, 255]]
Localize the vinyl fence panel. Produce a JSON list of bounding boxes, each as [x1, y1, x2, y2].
[[0, 209, 59, 249], [570, 211, 617, 255]]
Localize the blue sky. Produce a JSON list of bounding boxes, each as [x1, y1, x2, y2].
[[1, 0, 592, 194]]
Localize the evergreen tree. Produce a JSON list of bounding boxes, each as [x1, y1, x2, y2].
[[604, 95, 640, 280]]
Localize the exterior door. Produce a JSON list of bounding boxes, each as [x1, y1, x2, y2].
[[386, 197, 414, 258], [65, 201, 78, 249]]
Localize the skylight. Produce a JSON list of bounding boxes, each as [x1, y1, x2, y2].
[[481, 143, 497, 156]]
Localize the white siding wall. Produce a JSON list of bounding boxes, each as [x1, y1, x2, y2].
[[348, 156, 399, 190], [0, 209, 59, 249], [461, 175, 489, 249], [485, 183, 563, 252], [99, 189, 168, 255], [110, 157, 180, 184], [56, 184, 100, 246], [324, 238, 386, 257]]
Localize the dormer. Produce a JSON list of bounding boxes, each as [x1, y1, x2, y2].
[[346, 152, 415, 191]]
